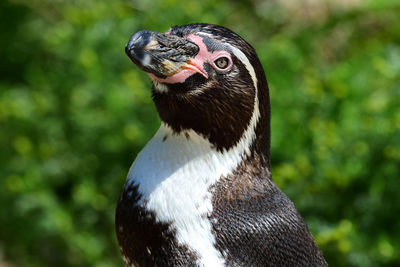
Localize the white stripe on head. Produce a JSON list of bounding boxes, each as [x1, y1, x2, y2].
[[226, 42, 260, 155], [127, 34, 260, 266]]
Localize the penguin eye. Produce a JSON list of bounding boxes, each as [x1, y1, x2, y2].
[[214, 57, 230, 70]]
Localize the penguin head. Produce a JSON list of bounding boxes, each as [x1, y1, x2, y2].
[[126, 23, 269, 156]]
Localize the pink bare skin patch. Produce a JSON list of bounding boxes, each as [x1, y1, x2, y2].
[[149, 34, 232, 84]]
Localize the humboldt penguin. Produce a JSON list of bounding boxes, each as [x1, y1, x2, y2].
[[116, 23, 327, 267]]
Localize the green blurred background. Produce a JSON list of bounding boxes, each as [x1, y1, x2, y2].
[[1, 0, 399, 266]]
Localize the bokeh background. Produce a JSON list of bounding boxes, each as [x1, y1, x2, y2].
[[1, 0, 399, 266]]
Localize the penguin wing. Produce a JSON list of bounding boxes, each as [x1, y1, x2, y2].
[[211, 181, 327, 266]]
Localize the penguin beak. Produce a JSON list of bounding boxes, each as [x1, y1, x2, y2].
[[125, 30, 201, 79]]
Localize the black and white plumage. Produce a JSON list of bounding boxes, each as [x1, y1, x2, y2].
[[116, 23, 327, 266]]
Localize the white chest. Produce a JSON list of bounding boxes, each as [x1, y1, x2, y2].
[[126, 124, 251, 266]]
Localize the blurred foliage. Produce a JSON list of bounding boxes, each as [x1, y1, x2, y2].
[[0, 0, 399, 266]]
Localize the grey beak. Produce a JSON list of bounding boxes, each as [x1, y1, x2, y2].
[[125, 30, 199, 78]]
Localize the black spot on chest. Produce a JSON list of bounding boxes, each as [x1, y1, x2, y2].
[[115, 185, 198, 266]]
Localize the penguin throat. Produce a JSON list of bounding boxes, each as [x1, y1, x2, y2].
[[125, 123, 259, 266]]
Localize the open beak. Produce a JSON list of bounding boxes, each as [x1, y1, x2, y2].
[[125, 30, 205, 79]]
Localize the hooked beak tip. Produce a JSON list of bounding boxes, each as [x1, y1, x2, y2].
[[126, 30, 152, 50], [125, 30, 154, 62]]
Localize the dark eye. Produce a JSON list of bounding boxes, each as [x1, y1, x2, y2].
[[214, 57, 229, 69]]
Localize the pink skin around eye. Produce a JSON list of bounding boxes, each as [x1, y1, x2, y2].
[[149, 34, 232, 84]]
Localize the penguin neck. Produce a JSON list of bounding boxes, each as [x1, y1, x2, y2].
[[127, 120, 266, 195], [154, 86, 271, 180]]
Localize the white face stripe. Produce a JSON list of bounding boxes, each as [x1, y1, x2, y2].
[[127, 33, 261, 266], [225, 42, 260, 156], [227, 44, 258, 91]]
